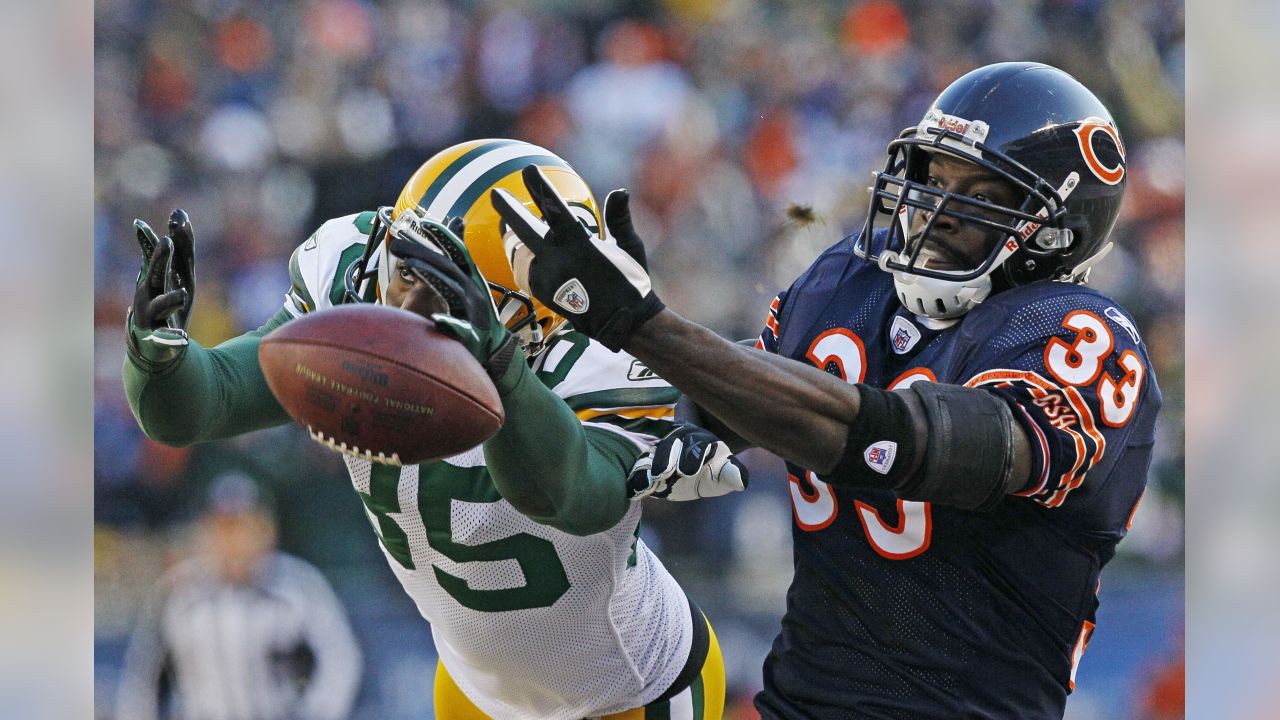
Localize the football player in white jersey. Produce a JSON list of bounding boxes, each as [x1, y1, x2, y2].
[[123, 139, 738, 719]]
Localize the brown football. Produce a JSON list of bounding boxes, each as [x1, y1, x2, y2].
[[258, 304, 504, 465]]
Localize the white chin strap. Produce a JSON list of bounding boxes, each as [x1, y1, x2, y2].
[[890, 261, 993, 319]]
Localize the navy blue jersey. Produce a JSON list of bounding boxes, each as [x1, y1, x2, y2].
[[753, 236, 1161, 719]]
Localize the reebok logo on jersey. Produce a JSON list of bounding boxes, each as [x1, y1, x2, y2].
[[554, 279, 590, 314], [1105, 306, 1141, 344], [627, 360, 656, 381], [864, 441, 897, 474], [890, 315, 922, 354]]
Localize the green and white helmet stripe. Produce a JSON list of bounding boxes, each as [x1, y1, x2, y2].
[[419, 140, 571, 219], [379, 140, 573, 297]]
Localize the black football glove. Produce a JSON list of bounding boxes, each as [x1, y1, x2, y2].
[[627, 424, 749, 501], [490, 165, 664, 352], [388, 213, 519, 382], [128, 209, 197, 366]]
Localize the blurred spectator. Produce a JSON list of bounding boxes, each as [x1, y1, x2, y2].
[[1136, 643, 1185, 720], [114, 474, 361, 720]]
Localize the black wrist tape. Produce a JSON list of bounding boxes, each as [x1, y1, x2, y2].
[[818, 384, 919, 490]]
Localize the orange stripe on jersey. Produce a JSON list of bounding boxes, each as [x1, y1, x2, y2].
[[1043, 385, 1108, 506], [1064, 384, 1106, 467], [888, 367, 937, 389], [1068, 620, 1097, 691], [1041, 387, 1107, 507], [760, 295, 783, 340], [965, 369, 1094, 508], [965, 368, 1055, 392], [1013, 405, 1051, 497], [575, 406, 676, 422], [1125, 489, 1145, 530], [1042, 414, 1089, 508]]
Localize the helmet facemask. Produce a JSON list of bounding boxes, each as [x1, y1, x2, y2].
[[857, 116, 1079, 319], [343, 205, 549, 354]]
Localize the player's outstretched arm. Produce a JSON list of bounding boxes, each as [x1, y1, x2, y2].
[[123, 210, 290, 445], [496, 166, 1034, 510], [483, 354, 635, 535], [631, 311, 858, 473], [390, 215, 635, 535], [490, 170, 856, 471], [123, 320, 292, 445]]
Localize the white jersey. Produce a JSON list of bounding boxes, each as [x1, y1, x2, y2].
[[283, 214, 693, 719]]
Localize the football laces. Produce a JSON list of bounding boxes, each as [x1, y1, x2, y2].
[[307, 425, 403, 466]]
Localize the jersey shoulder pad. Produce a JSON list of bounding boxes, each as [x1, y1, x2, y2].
[[958, 283, 1158, 513], [961, 283, 1148, 364], [773, 233, 890, 355], [533, 330, 678, 444], [284, 212, 375, 316]]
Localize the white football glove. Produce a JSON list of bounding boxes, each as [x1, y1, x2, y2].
[[628, 425, 749, 501]]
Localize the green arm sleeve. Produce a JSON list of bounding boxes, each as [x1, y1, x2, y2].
[[483, 357, 638, 537], [122, 309, 294, 446]]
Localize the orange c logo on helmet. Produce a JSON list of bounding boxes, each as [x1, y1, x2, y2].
[[1074, 117, 1126, 186]]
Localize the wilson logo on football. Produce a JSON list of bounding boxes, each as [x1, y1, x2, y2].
[[863, 440, 897, 475], [1074, 117, 1126, 185], [554, 279, 590, 314]]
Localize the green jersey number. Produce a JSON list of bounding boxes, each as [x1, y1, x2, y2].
[[360, 464, 570, 613]]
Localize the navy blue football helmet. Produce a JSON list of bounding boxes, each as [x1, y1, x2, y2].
[[856, 62, 1127, 319]]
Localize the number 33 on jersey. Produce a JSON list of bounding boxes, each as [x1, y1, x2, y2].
[[756, 244, 1161, 704], [757, 243, 1159, 562]]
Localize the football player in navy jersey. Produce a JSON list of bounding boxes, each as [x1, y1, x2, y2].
[[490, 62, 1161, 719]]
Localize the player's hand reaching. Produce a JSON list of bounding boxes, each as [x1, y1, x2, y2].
[[491, 165, 664, 352], [628, 425, 749, 501], [388, 212, 519, 382], [128, 209, 197, 366]]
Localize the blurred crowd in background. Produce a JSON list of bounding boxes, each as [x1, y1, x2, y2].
[[94, 0, 1184, 717]]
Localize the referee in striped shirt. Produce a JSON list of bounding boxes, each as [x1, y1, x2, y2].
[[115, 473, 362, 720]]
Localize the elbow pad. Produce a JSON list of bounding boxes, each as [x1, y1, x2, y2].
[[895, 382, 1019, 511], [820, 382, 1018, 511]]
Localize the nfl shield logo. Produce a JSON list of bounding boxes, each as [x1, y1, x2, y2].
[[863, 440, 897, 474], [554, 279, 591, 314], [893, 328, 910, 351], [890, 315, 921, 354]]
